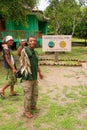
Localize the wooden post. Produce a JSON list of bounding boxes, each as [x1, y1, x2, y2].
[[54, 52, 58, 63]]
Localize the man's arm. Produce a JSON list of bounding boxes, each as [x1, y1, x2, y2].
[[17, 46, 23, 56], [38, 66, 43, 79], [4, 49, 17, 73]]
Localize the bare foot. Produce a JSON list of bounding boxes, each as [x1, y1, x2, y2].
[[24, 112, 33, 118]]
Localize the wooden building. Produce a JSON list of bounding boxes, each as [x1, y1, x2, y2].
[[0, 9, 48, 50]]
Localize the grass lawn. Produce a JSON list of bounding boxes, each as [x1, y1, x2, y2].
[[36, 46, 87, 61], [0, 46, 87, 130], [72, 38, 86, 42]]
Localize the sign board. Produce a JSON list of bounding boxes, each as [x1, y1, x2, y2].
[[42, 35, 72, 52]]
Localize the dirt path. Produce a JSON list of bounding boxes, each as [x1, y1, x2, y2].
[[40, 62, 87, 90], [39, 63, 87, 104]]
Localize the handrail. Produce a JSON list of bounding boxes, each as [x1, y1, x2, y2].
[[1, 30, 37, 39]]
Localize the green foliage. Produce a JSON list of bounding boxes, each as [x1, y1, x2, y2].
[[0, 0, 39, 25], [44, 0, 85, 37], [78, 0, 87, 6], [75, 7, 87, 38]]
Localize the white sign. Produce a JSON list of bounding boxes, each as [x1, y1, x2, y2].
[[42, 35, 72, 52]]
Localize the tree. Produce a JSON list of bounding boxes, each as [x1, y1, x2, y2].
[[0, 0, 39, 25], [75, 7, 87, 38], [44, 0, 82, 36], [77, 0, 87, 6], [62, 0, 82, 36], [44, 0, 62, 34]]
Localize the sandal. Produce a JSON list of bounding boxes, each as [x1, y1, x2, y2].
[[24, 112, 33, 118], [9, 93, 19, 96], [0, 92, 5, 98], [31, 107, 40, 110]]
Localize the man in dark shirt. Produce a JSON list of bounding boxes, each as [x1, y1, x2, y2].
[[21, 36, 43, 118]]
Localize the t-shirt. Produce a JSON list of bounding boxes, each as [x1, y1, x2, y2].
[[2, 48, 14, 69]]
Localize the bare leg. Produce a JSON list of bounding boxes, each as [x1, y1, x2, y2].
[[10, 86, 19, 96], [10, 86, 14, 94], [0, 83, 9, 94], [0, 84, 18, 96]]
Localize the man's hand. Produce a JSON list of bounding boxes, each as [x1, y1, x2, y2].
[[39, 73, 44, 80], [13, 68, 17, 74]]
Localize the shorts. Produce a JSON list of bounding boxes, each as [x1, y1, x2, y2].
[[7, 69, 17, 86]]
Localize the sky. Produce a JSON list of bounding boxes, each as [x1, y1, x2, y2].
[[38, 0, 49, 11]]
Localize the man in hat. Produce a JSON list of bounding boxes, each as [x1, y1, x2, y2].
[[0, 35, 18, 97]]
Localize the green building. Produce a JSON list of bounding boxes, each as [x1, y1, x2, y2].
[[0, 9, 48, 50]]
